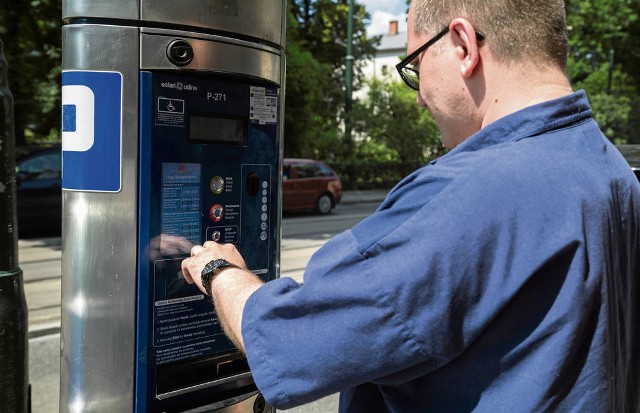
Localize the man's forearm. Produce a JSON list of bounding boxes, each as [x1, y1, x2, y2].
[[209, 268, 264, 353]]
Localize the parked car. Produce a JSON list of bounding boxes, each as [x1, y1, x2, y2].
[[15, 145, 62, 236], [283, 158, 342, 214], [617, 145, 640, 181]]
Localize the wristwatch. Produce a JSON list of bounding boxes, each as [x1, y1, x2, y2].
[[200, 258, 239, 296]]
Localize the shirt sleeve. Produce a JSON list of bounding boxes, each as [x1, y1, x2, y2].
[[242, 228, 425, 408], [242, 153, 585, 409]]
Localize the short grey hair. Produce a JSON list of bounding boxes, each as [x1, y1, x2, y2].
[[412, 0, 568, 68]]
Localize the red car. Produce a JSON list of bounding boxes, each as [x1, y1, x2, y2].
[[283, 158, 342, 214]]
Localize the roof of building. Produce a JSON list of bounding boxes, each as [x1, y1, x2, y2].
[[377, 32, 406, 53]]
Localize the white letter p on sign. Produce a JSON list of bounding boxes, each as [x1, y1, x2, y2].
[[62, 85, 95, 152]]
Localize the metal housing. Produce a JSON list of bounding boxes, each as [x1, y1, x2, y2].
[[63, 0, 286, 47], [61, 24, 141, 412]]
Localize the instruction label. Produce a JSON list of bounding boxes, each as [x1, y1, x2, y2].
[[156, 97, 185, 127], [250, 86, 277, 125], [161, 163, 201, 247], [152, 259, 229, 365]]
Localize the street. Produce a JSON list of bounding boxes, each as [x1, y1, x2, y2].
[[22, 199, 382, 413]]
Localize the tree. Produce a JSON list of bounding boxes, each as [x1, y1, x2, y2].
[[351, 78, 444, 176], [284, 5, 342, 159], [3, 0, 640, 151], [286, 0, 380, 159], [566, 0, 639, 143], [284, 34, 341, 158], [0, 0, 62, 145]]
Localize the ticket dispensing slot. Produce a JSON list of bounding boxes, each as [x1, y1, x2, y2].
[[156, 352, 250, 398]]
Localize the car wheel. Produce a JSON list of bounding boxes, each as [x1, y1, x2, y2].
[[316, 193, 333, 215]]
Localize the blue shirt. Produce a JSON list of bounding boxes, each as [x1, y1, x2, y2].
[[242, 91, 640, 412]]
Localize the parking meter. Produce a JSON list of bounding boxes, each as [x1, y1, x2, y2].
[[60, 1, 285, 412]]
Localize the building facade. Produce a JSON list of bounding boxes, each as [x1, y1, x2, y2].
[[363, 21, 406, 81], [356, 20, 406, 101]]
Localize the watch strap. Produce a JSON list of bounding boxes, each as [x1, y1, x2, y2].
[[200, 258, 239, 296]]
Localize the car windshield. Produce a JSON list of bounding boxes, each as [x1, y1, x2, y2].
[[295, 162, 333, 179], [17, 150, 61, 180]]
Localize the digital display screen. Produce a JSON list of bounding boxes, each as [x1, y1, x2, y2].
[[189, 114, 247, 145]]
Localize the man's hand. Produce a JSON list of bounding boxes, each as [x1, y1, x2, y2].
[[181, 241, 248, 295], [180, 241, 263, 352]]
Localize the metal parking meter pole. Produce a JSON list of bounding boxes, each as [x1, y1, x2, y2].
[[0, 38, 30, 413]]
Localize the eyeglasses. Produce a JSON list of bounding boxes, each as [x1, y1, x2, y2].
[[396, 27, 485, 91]]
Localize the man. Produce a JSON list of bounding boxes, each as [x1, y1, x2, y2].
[[181, 0, 640, 411]]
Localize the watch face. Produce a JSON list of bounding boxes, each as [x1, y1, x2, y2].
[[201, 259, 236, 296], [203, 259, 226, 275], [212, 259, 228, 268]]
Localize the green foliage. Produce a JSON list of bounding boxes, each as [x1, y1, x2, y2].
[[566, 0, 639, 143], [285, 0, 380, 160], [330, 157, 411, 189], [1, 0, 640, 157], [289, 0, 378, 91], [284, 35, 340, 158], [0, 0, 61, 144], [328, 77, 446, 189], [352, 78, 444, 175], [589, 93, 632, 144]]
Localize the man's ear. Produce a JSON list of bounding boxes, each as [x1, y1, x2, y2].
[[450, 18, 481, 78]]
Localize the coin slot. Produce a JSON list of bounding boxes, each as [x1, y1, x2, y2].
[[247, 172, 260, 197]]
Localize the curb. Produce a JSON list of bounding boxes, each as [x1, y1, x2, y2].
[[340, 189, 388, 205], [29, 322, 61, 339]]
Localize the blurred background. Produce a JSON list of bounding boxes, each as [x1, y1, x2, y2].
[[2, 0, 639, 190]]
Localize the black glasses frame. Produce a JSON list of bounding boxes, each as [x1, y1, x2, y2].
[[396, 26, 485, 91]]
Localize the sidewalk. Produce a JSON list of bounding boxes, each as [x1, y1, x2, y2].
[[340, 189, 388, 205]]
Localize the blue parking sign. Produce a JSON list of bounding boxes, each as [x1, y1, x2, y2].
[[62, 71, 122, 192]]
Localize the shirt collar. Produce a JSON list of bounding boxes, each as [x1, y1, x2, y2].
[[434, 90, 593, 164]]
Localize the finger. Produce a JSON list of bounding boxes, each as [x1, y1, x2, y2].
[[203, 240, 218, 248], [181, 259, 195, 284], [191, 244, 204, 257]]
